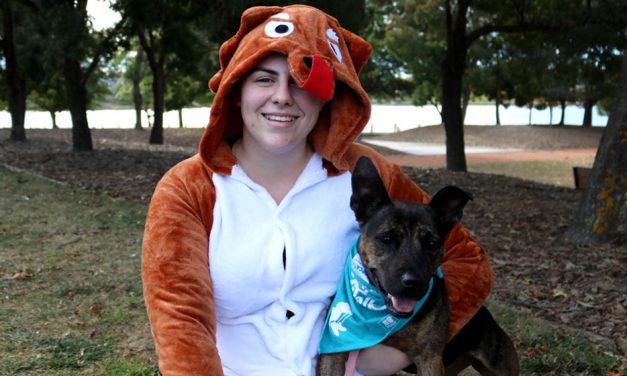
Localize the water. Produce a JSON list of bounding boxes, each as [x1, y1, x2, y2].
[[0, 103, 608, 133]]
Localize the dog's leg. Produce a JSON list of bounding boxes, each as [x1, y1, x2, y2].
[[317, 352, 349, 376], [413, 355, 445, 376], [444, 306, 519, 376]]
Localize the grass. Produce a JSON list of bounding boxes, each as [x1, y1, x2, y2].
[[485, 302, 624, 375], [0, 167, 158, 375], [469, 156, 595, 188], [1, 166, 624, 375]]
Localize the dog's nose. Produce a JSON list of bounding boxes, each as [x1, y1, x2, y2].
[[400, 272, 419, 288]]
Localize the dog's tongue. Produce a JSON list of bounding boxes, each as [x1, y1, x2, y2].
[[389, 295, 416, 313]]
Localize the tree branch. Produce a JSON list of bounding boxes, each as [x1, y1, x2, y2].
[[465, 22, 559, 48], [83, 16, 128, 85], [16, 0, 38, 11]]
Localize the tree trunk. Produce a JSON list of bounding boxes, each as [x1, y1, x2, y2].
[[2, 0, 27, 142], [559, 99, 566, 126], [566, 45, 627, 245], [63, 58, 93, 151], [178, 108, 184, 128], [441, 66, 467, 171], [133, 48, 144, 129], [149, 62, 165, 144], [134, 101, 143, 129], [582, 98, 593, 127], [495, 92, 501, 126], [549, 106, 553, 126], [49, 111, 58, 129], [461, 84, 470, 124], [440, 0, 469, 172]]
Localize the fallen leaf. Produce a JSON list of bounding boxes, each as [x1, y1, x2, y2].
[[89, 303, 103, 316], [10, 270, 30, 280]]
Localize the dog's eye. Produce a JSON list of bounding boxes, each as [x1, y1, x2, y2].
[[376, 233, 395, 246], [424, 234, 441, 249]]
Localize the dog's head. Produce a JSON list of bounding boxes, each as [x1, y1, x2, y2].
[[350, 156, 472, 316]]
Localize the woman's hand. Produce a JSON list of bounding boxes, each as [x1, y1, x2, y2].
[[355, 344, 412, 375]]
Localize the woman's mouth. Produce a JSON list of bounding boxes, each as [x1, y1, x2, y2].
[[263, 113, 298, 122]]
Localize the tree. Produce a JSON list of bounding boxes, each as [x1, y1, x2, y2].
[[466, 34, 516, 126], [1, 0, 38, 142], [110, 41, 150, 129], [566, 45, 626, 245], [383, 0, 626, 171], [166, 72, 207, 128], [29, 71, 67, 129], [34, 0, 123, 151], [131, 46, 145, 129], [114, 0, 216, 144]]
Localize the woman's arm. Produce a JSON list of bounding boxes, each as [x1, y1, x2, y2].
[[356, 344, 413, 375], [142, 157, 224, 376]]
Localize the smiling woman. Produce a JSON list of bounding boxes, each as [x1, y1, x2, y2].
[[233, 53, 325, 202], [140, 5, 494, 376], [87, 0, 121, 31]]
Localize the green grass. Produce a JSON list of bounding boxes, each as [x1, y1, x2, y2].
[[1, 166, 624, 375], [0, 167, 158, 375], [486, 302, 623, 375], [469, 156, 595, 188]]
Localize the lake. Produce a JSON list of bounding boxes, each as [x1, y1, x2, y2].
[[0, 103, 608, 133]]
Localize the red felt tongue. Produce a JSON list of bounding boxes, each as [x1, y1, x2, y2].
[[390, 295, 416, 313]]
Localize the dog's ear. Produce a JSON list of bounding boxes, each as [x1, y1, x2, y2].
[[429, 186, 472, 235], [350, 156, 392, 224]]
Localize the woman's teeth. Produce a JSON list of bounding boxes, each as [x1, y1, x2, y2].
[[264, 114, 297, 122]]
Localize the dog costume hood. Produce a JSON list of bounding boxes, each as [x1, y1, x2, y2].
[[199, 4, 372, 174]]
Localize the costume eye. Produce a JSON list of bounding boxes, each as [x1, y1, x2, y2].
[[326, 28, 343, 63], [265, 20, 294, 38]]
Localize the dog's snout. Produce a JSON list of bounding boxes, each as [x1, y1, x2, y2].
[[400, 272, 420, 288]]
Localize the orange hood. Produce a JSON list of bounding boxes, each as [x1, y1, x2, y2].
[[199, 4, 372, 174]]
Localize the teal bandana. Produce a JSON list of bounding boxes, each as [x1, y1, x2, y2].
[[318, 237, 443, 354]]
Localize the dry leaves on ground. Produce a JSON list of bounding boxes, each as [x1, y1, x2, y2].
[[0, 127, 624, 355]]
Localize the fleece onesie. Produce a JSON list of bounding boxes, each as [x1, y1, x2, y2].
[[142, 5, 493, 376]]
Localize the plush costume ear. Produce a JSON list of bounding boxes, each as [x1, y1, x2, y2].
[[429, 186, 473, 236], [350, 156, 392, 224], [339, 26, 372, 73], [209, 6, 283, 93]]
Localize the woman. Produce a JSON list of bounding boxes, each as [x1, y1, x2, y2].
[[142, 5, 493, 375]]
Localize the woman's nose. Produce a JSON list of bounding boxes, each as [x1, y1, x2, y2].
[[271, 80, 294, 106]]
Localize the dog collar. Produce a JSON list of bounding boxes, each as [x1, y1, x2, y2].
[[318, 237, 443, 354]]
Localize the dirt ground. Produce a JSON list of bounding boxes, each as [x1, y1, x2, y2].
[[0, 125, 625, 356]]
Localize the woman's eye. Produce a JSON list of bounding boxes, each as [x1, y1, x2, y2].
[[255, 77, 274, 84]]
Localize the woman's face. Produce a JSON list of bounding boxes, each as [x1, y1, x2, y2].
[[238, 53, 324, 156]]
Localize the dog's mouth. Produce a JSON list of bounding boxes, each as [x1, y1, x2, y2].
[[370, 269, 417, 317]]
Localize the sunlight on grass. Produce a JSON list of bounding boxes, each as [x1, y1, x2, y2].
[[469, 156, 595, 188]]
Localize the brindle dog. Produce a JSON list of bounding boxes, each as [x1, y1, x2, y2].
[[317, 156, 519, 376]]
